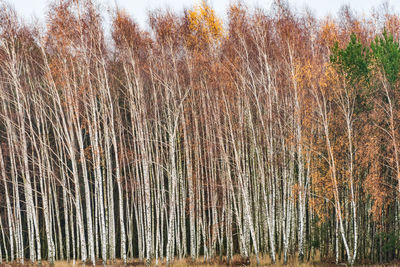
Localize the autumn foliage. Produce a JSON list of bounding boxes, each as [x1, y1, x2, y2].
[[0, 0, 400, 265]]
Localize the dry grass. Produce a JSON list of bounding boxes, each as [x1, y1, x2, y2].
[[0, 257, 399, 267]]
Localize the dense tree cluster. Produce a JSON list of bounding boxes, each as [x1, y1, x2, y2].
[[0, 0, 400, 265]]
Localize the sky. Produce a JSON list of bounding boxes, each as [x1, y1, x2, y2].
[[10, 0, 399, 29]]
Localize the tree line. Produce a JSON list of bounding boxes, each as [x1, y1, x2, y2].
[[0, 0, 400, 265]]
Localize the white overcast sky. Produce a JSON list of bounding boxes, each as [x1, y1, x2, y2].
[[9, 0, 400, 29]]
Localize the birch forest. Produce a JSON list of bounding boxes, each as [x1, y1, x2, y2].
[[1, 0, 400, 265]]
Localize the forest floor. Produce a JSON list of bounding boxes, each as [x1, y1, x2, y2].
[[1, 256, 400, 267]]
